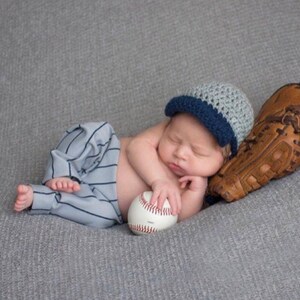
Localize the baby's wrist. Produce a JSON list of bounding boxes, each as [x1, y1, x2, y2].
[[150, 178, 167, 187]]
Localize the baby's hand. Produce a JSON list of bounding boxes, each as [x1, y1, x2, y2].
[[179, 176, 208, 192], [150, 179, 181, 215]]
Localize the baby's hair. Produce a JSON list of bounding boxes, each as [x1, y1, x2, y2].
[[222, 144, 232, 164]]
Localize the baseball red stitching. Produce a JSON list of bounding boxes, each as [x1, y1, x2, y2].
[[129, 224, 158, 234], [140, 193, 172, 215]]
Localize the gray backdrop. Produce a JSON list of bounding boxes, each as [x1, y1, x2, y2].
[[1, 0, 300, 299]]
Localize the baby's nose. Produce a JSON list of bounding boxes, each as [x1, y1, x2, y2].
[[174, 146, 187, 159]]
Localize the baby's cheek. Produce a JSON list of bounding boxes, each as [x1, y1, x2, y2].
[[209, 155, 224, 175]]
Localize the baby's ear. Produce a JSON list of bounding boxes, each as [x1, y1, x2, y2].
[[222, 144, 232, 163]]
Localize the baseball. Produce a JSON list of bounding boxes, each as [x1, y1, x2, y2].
[[128, 191, 178, 235]]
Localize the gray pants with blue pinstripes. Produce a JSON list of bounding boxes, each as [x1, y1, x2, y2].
[[29, 122, 124, 228]]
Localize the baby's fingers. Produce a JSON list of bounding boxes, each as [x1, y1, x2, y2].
[[156, 191, 168, 210], [162, 192, 181, 216], [178, 176, 190, 189], [178, 176, 192, 183], [150, 190, 160, 206]]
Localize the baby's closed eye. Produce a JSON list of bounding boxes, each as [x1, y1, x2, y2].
[[191, 146, 210, 157]]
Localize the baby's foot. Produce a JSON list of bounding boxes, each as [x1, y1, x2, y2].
[[45, 177, 80, 193], [14, 185, 33, 212]]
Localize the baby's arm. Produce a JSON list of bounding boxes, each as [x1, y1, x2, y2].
[[178, 176, 207, 221], [126, 120, 181, 215]]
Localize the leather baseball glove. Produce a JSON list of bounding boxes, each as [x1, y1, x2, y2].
[[208, 83, 300, 202]]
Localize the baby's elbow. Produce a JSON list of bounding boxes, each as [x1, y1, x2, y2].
[[177, 201, 204, 222], [177, 210, 193, 223]]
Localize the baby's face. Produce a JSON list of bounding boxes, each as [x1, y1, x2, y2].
[[158, 113, 225, 177]]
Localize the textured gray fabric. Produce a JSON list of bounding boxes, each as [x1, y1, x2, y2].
[[1, 0, 300, 299]]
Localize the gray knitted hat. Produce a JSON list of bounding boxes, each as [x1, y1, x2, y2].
[[165, 82, 254, 155]]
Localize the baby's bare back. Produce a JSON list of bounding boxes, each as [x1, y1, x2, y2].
[[116, 137, 150, 221]]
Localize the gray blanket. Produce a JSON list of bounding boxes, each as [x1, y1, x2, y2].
[[1, 0, 300, 299]]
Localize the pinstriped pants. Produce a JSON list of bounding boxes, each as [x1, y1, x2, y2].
[[29, 122, 124, 228]]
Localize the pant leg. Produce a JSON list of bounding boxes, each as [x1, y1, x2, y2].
[[42, 122, 120, 184], [29, 184, 123, 228]]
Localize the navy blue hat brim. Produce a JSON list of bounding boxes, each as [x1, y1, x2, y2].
[[164, 96, 238, 155]]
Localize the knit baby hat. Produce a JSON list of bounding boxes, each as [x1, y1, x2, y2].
[[165, 82, 254, 156]]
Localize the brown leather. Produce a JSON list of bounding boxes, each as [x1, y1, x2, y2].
[[208, 83, 300, 202]]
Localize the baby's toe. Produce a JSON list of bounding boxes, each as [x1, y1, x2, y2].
[[17, 185, 28, 194]]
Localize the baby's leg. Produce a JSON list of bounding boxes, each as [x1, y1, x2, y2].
[[45, 177, 80, 193], [28, 184, 123, 228], [42, 122, 116, 185], [14, 185, 33, 212], [14, 179, 80, 212]]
